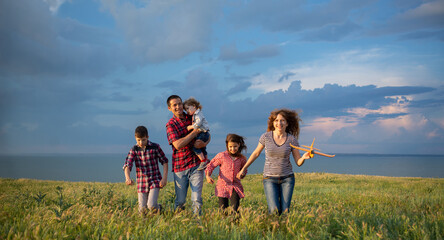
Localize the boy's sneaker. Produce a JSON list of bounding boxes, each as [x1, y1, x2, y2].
[[151, 204, 162, 215], [197, 160, 208, 171]]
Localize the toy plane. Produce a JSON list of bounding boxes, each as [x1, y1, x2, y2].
[[290, 138, 335, 158]]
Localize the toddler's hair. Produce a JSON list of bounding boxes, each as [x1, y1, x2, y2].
[[183, 97, 202, 109], [135, 126, 148, 138], [226, 133, 247, 157]]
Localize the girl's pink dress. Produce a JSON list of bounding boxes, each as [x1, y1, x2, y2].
[[205, 151, 247, 198]]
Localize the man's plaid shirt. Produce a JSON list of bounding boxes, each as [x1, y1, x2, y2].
[[123, 140, 168, 193], [166, 113, 200, 172]]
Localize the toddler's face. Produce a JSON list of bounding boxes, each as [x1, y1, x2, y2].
[[227, 141, 240, 156], [185, 105, 197, 115], [135, 136, 148, 148]]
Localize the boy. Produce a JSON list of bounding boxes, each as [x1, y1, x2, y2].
[[123, 126, 168, 214]]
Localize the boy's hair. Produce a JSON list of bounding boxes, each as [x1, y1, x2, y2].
[[167, 95, 182, 107], [226, 133, 247, 157], [267, 108, 301, 138], [135, 126, 148, 138], [183, 97, 202, 109]]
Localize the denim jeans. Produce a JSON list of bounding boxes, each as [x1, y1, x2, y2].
[[174, 165, 204, 215], [138, 188, 159, 212], [263, 174, 295, 215], [193, 131, 209, 156]]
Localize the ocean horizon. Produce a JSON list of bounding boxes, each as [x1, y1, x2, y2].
[[1, 153, 443, 183]]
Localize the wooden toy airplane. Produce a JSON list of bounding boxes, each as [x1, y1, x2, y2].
[[290, 138, 335, 158]]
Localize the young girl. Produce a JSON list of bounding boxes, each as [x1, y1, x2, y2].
[[184, 97, 210, 170], [205, 134, 247, 213]]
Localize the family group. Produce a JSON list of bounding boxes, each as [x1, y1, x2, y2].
[[123, 95, 311, 216]]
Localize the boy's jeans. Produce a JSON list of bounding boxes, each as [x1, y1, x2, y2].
[[174, 165, 204, 215], [263, 174, 295, 215], [138, 188, 160, 212]]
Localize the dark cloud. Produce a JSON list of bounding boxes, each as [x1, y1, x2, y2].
[[219, 44, 280, 65], [151, 69, 438, 139], [230, 0, 373, 33], [278, 72, 295, 83], [101, 0, 221, 63], [368, 0, 444, 36], [398, 30, 444, 41], [0, 0, 131, 78], [225, 81, 252, 96]]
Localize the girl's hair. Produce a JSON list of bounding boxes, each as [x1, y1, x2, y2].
[[135, 126, 148, 138], [183, 97, 202, 109], [226, 133, 247, 157], [267, 108, 301, 138]]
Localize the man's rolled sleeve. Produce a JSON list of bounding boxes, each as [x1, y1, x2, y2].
[[166, 124, 180, 146]]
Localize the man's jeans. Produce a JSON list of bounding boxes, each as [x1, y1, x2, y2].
[[174, 165, 204, 215], [263, 174, 295, 215]]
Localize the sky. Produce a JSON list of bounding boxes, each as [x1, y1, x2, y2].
[[0, 0, 443, 155]]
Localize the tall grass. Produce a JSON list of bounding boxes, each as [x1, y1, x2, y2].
[[1, 173, 443, 239]]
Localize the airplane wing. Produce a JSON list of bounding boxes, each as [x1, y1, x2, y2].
[[290, 144, 309, 152], [313, 151, 335, 158]]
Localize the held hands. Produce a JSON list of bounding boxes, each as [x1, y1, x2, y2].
[[187, 125, 194, 131], [206, 175, 214, 184], [159, 177, 167, 188], [236, 169, 246, 180], [125, 178, 134, 185]]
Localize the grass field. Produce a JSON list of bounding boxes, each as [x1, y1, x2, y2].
[[1, 173, 443, 239]]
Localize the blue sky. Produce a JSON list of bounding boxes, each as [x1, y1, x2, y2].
[[1, 0, 443, 155]]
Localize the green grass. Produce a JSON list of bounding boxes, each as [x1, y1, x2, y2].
[[1, 173, 443, 239]]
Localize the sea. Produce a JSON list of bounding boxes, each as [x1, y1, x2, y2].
[[0, 153, 443, 183]]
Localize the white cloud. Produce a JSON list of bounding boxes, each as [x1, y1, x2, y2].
[[427, 128, 440, 139], [43, 0, 68, 14], [303, 117, 359, 137], [347, 96, 410, 117], [374, 114, 428, 135], [21, 123, 39, 132]]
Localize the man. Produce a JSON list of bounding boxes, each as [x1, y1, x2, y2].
[[166, 95, 210, 215]]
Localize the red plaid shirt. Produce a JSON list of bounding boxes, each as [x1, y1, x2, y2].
[[205, 151, 247, 198], [166, 113, 199, 172], [123, 140, 168, 193]]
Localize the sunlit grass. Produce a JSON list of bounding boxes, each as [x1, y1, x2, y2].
[[1, 173, 443, 239]]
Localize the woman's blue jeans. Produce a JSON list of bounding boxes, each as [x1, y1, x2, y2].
[[263, 174, 295, 215]]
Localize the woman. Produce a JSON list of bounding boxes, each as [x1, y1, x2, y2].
[[237, 108, 311, 215]]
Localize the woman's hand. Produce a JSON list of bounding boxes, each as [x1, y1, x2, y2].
[[236, 169, 246, 179], [302, 151, 312, 160]]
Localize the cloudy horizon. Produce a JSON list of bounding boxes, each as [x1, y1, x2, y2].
[[1, 0, 443, 155]]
